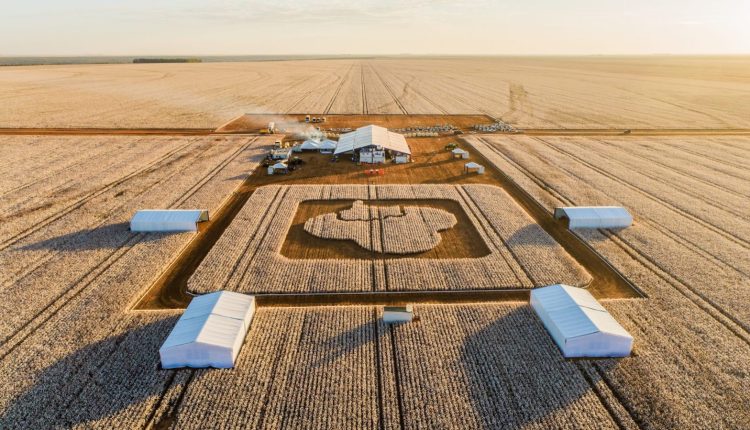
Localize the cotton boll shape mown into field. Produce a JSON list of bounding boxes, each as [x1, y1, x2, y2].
[[303, 200, 457, 254]]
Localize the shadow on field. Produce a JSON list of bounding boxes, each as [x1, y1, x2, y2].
[[507, 224, 562, 246], [19, 222, 181, 251], [0, 317, 179, 429], [225, 173, 250, 181], [312, 319, 384, 367], [458, 306, 619, 428]]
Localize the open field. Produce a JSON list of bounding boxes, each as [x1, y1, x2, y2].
[[1, 104, 750, 428], [0, 134, 281, 428], [466, 135, 750, 327], [2, 56, 750, 129]]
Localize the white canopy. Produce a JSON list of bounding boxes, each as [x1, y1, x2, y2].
[[299, 140, 320, 150], [530, 284, 633, 358], [554, 206, 633, 229], [271, 162, 288, 170], [130, 209, 208, 232], [160, 291, 256, 369], [465, 162, 482, 168], [319, 139, 337, 150], [452, 148, 469, 155], [334, 125, 410, 155]]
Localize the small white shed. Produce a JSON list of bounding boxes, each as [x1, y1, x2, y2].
[[530, 284, 633, 358], [267, 162, 288, 175], [270, 148, 291, 160], [394, 153, 410, 164], [554, 206, 633, 229], [464, 162, 485, 174], [383, 305, 414, 323], [452, 148, 469, 159], [130, 209, 208, 232], [160, 291, 256, 369]]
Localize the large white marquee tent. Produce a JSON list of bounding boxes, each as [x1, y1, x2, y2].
[[318, 139, 337, 153], [334, 125, 410, 157], [159, 291, 256, 369], [130, 209, 209, 232], [553, 206, 633, 229], [298, 140, 320, 151], [530, 284, 633, 358]]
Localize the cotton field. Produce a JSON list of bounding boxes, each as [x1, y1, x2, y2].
[[2, 57, 749, 129], [2, 55, 750, 429], [188, 184, 591, 294]]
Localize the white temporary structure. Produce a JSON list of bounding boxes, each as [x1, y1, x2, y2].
[[452, 148, 469, 159], [270, 148, 291, 160], [130, 209, 209, 232], [299, 140, 320, 151], [334, 125, 411, 157], [160, 291, 256, 369], [394, 154, 410, 164], [530, 284, 633, 358], [267, 162, 289, 175], [318, 139, 337, 153], [554, 206, 633, 229], [383, 305, 414, 323], [464, 162, 485, 174]]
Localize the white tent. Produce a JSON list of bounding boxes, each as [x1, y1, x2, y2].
[[334, 125, 410, 156], [383, 305, 414, 323], [464, 162, 485, 174], [553, 206, 633, 229], [130, 209, 209, 232], [267, 162, 288, 175], [452, 148, 469, 159], [160, 291, 256, 369], [319, 139, 337, 152], [530, 284, 633, 358], [299, 140, 320, 151]]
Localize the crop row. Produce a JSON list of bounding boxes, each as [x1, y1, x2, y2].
[[165, 303, 629, 429], [190, 184, 589, 294], [170, 307, 381, 429], [463, 184, 591, 286], [0, 138, 268, 342], [0, 136, 272, 428], [467, 134, 750, 427], [473, 135, 750, 322]]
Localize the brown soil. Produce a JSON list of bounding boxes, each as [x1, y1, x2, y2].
[[249, 136, 505, 187], [281, 200, 491, 260], [255, 290, 529, 307], [216, 113, 496, 133]]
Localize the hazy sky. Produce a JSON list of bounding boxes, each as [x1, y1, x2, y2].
[[1, 0, 749, 56]]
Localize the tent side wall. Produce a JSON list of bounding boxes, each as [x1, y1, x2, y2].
[[531, 285, 633, 358], [530, 293, 567, 353], [130, 210, 208, 232], [554, 207, 633, 229], [160, 343, 234, 369], [565, 333, 633, 358]]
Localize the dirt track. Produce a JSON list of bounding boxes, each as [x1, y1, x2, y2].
[[0, 128, 213, 136], [2, 126, 750, 137]]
